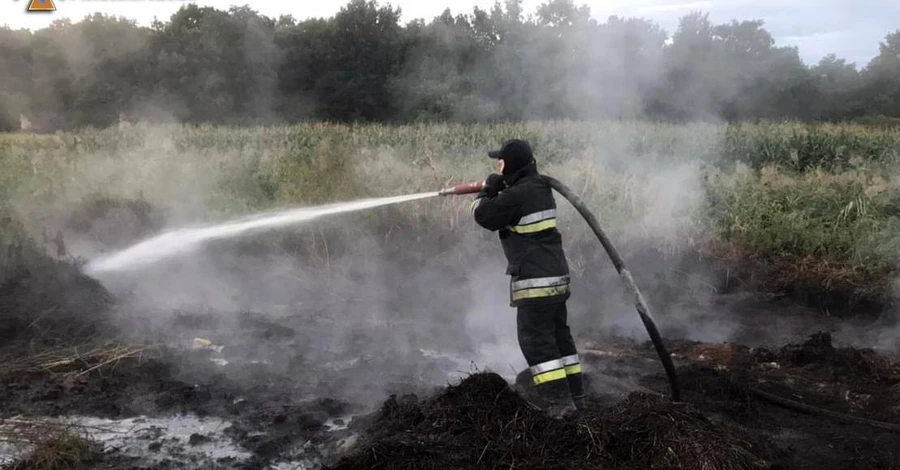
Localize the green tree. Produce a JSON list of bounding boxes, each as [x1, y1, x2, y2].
[[56, 14, 151, 128], [536, 0, 592, 28], [654, 11, 727, 120], [0, 0, 896, 126], [146, 5, 278, 123], [0, 27, 32, 131], [308, 0, 405, 121], [858, 30, 900, 117], [811, 54, 862, 119]]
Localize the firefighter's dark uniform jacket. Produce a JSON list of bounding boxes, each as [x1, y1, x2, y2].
[[471, 166, 571, 307]]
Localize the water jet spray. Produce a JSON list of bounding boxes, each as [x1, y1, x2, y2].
[[82, 192, 439, 276], [81, 177, 679, 399], [440, 176, 682, 402]]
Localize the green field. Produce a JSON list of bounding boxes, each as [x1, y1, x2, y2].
[[2, 121, 899, 311]]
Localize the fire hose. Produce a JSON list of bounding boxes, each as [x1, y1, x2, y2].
[[440, 177, 682, 402], [750, 387, 900, 434], [439, 178, 900, 433]]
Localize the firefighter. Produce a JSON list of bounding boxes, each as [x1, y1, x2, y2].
[[470, 139, 584, 417]]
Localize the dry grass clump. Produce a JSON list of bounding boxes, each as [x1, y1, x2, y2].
[[0, 342, 161, 378], [1, 419, 99, 470]]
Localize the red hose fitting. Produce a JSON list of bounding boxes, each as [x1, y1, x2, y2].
[[438, 181, 485, 196]]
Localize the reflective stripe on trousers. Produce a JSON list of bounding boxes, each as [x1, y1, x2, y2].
[[531, 354, 581, 386], [511, 275, 570, 302], [562, 353, 582, 375], [530, 358, 567, 385], [509, 209, 557, 234]]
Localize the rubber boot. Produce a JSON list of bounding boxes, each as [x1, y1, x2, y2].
[[535, 379, 577, 419], [567, 372, 585, 411], [513, 369, 545, 409], [514, 370, 575, 417]]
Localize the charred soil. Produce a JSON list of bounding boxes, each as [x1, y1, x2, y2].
[[2, 247, 900, 469], [328, 372, 768, 470], [639, 333, 900, 470]]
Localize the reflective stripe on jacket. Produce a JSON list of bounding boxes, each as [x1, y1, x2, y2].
[[471, 167, 571, 307]]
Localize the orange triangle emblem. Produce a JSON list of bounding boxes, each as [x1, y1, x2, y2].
[[28, 0, 56, 11]]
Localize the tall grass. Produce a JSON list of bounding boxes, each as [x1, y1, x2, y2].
[[2, 120, 899, 307], [704, 163, 900, 302]]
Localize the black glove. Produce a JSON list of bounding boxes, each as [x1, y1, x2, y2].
[[482, 173, 505, 197]]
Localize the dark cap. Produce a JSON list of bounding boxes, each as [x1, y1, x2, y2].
[[488, 139, 535, 175]]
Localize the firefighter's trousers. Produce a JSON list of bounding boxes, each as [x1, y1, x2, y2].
[[516, 302, 585, 408]]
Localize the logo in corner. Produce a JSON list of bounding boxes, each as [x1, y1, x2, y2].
[[28, 0, 56, 12]]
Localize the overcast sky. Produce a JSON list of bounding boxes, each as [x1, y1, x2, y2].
[[4, 0, 898, 67]]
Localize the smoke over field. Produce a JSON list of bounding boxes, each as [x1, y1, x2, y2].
[[1, 1, 900, 465], [1, 119, 899, 468], [3, 121, 894, 342]]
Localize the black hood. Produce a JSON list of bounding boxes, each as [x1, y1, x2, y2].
[[488, 139, 536, 176], [503, 161, 539, 186]]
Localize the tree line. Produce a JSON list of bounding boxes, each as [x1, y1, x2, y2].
[[1, 0, 898, 131]]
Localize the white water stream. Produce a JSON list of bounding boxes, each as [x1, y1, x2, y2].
[[83, 192, 438, 275]]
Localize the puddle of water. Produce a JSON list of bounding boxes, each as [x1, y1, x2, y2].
[[74, 414, 251, 465], [0, 414, 251, 467], [324, 414, 356, 432], [0, 441, 27, 466], [1, 411, 359, 469], [272, 459, 317, 470]]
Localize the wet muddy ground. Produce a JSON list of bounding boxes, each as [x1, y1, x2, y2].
[[1, 307, 898, 469], [589, 334, 900, 470], [1, 236, 899, 469]]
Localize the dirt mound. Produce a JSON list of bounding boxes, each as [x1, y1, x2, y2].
[[328, 372, 768, 470], [751, 332, 900, 424], [771, 332, 899, 385], [0, 243, 112, 345], [604, 392, 767, 470], [1, 198, 116, 345]]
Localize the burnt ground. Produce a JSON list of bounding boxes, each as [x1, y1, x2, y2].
[[592, 335, 900, 470], [2, 313, 899, 470], [1, 236, 899, 469]]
